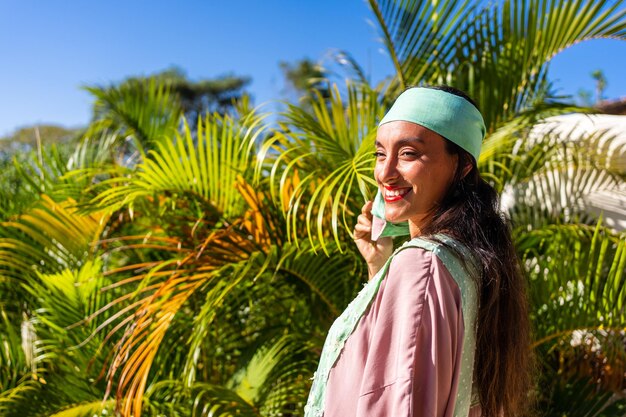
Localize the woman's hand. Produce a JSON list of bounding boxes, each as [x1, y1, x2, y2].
[[353, 201, 393, 280]]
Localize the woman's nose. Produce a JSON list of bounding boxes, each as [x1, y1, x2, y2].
[[377, 156, 399, 182]]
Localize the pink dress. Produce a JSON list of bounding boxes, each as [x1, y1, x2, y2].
[[304, 236, 480, 417]]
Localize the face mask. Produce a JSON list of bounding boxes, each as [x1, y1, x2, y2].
[[370, 189, 410, 241]]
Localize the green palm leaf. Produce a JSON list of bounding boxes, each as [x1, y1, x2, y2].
[[227, 335, 315, 411], [0, 307, 29, 391], [370, 0, 626, 129], [48, 400, 116, 417], [84, 78, 183, 158], [145, 380, 260, 417], [0, 196, 108, 281], [1, 260, 115, 417], [447, 0, 626, 129], [519, 223, 625, 346], [539, 372, 626, 417], [87, 111, 268, 219], [256, 83, 383, 251], [92, 180, 279, 416], [367, 0, 476, 91]]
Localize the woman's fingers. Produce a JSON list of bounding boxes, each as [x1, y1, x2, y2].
[[353, 200, 393, 280], [354, 201, 374, 241], [361, 200, 373, 219], [353, 222, 371, 240]]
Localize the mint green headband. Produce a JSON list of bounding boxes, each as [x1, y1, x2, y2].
[[371, 87, 485, 240], [379, 87, 486, 162]]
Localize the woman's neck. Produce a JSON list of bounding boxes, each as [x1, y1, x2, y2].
[[408, 214, 433, 238]]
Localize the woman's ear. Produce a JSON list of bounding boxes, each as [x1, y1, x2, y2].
[[459, 152, 474, 179], [460, 158, 473, 179]]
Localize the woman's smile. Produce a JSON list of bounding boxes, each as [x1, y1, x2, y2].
[[383, 185, 412, 202]]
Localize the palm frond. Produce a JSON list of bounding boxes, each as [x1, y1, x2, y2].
[[227, 335, 314, 405], [0, 260, 119, 417], [0, 196, 108, 282], [275, 241, 365, 319], [520, 222, 626, 402], [86, 112, 268, 219], [0, 307, 29, 391], [256, 83, 383, 252], [519, 223, 625, 346], [479, 117, 621, 227], [446, 0, 626, 128], [69, 130, 131, 169], [321, 49, 370, 86], [145, 380, 259, 417], [0, 375, 113, 417], [539, 371, 626, 417], [26, 260, 105, 337], [367, 0, 475, 92], [84, 78, 183, 157], [97, 186, 277, 416], [369, 0, 626, 129], [47, 400, 116, 417]]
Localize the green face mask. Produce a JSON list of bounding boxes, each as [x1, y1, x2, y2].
[[370, 87, 486, 240], [371, 189, 410, 239]]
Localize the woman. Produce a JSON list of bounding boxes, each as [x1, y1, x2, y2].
[[304, 86, 533, 417]]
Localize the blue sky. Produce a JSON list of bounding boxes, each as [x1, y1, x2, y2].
[[1, 0, 624, 137]]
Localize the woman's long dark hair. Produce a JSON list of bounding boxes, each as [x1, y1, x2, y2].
[[420, 86, 534, 417]]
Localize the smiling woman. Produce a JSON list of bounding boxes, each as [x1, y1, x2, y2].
[[305, 86, 533, 417]]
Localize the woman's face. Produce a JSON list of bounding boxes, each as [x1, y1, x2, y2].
[[374, 121, 458, 231]]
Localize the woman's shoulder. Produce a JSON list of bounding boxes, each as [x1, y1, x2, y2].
[[399, 235, 478, 277], [386, 244, 460, 294], [391, 244, 435, 268], [376, 245, 463, 329], [388, 235, 478, 300]]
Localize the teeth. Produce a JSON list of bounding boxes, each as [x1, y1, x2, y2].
[[385, 188, 409, 197]]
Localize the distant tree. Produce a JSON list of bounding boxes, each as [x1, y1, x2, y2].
[[279, 58, 330, 103], [591, 69, 607, 104], [576, 69, 609, 107], [0, 124, 77, 155], [82, 69, 251, 161], [576, 88, 594, 107], [126, 67, 251, 118], [0, 125, 79, 219]]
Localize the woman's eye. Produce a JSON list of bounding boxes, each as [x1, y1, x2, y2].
[[400, 151, 419, 158], [373, 151, 386, 158]]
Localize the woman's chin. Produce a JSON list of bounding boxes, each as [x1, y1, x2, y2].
[[384, 212, 407, 224]]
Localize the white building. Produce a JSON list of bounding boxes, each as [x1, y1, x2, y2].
[[531, 112, 626, 231]]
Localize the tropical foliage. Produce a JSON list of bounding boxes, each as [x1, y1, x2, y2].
[[1, 1, 625, 416]]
